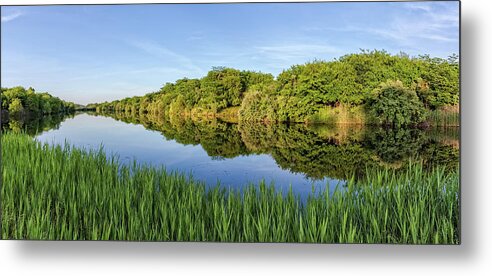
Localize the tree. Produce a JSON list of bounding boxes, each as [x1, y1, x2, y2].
[[200, 68, 244, 110], [42, 100, 52, 114], [8, 98, 24, 115], [417, 56, 459, 108], [367, 80, 428, 127], [90, 50, 459, 124], [169, 94, 186, 115], [2, 86, 76, 115], [174, 78, 201, 108]]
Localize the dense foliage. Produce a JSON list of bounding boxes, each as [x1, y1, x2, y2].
[[1, 86, 76, 116], [91, 50, 459, 124], [1, 113, 73, 135], [367, 80, 428, 126]]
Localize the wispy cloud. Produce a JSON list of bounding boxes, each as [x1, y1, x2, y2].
[[1, 11, 24, 22], [189, 42, 342, 72], [362, 23, 456, 44], [308, 2, 458, 50], [404, 3, 433, 12], [187, 33, 205, 41], [383, 2, 458, 44], [215, 42, 342, 72], [254, 43, 341, 63], [127, 40, 204, 74], [66, 66, 191, 82], [256, 44, 339, 57]]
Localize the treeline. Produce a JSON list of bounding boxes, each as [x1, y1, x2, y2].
[[91, 50, 459, 126], [89, 68, 274, 115], [1, 86, 76, 116]]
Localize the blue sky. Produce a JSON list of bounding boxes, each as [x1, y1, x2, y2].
[[1, 2, 459, 104]]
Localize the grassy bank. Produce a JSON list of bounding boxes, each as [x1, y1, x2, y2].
[[306, 105, 459, 127], [96, 102, 459, 127], [175, 104, 459, 127], [1, 133, 459, 243], [428, 105, 460, 127], [306, 106, 366, 125]]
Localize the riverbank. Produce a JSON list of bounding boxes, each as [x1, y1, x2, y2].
[[2, 132, 459, 243], [0, 109, 76, 125], [147, 104, 460, 127]]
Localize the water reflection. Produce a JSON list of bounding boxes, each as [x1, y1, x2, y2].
[[1, 113, 74, 135], [94, 111, 459, 180], [5, 112, 459, 196]]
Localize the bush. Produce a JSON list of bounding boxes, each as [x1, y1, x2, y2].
[[239, 91, 278, 122], [367, 80, 428, 127], [8, 98, 24, 115]]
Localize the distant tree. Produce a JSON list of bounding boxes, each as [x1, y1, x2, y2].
[[42, 100, 52, 114], [174, 78, 201, 108], [169, 94, 186, 115], [8, 98, 24, 115]]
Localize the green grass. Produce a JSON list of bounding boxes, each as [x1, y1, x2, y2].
[[304, 105, 460, 127], [1, 132, 459, 243], [306, 105, 366, 125]]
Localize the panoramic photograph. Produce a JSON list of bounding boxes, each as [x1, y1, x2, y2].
[[1, 1, 460, 243]]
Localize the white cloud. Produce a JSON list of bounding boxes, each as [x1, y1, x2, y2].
[[404, 3, 433, 12], [255, 44, 341, 61], [362, 21, 457, 44], [67, 67, 191, 82], [1, 11, 24, 22], [308, 2, 458, 51], [185, 42, 341, 73], [127, 40, 204, 75], [394, 2, 459, 43], [187, 34, 205, 41]]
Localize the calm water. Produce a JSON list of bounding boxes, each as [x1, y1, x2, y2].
[[4, 112, 460, 197]]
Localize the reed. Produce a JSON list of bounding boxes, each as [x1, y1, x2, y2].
[[1, 133, 459, 243], [428, 105, 460, 127], [307, 105, 365, 125]]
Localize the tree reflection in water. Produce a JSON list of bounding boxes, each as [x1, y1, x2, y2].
[[90, 111, 459, 181]]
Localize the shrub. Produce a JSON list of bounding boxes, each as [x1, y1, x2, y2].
[[367, 80, 428, 127], [8, 98, 24, 115], [239, 91, 278, 122]]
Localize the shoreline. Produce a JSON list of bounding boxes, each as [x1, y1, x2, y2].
[[92, 105, 460, 128]]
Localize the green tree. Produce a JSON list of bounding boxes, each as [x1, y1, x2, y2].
[[90, 50, 459, 125], [417, 56, 459, 108], [367, 80, 428, 127], [200, 68, 244, 110], [169, 94, 186, 115], [8, 98, 24, 115]]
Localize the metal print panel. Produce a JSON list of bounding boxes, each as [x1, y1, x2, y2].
[[0, 1, 460, 244]]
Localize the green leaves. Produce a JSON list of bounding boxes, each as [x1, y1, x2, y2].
[[8, 98, 24, 115], [200, 68, 245, 110], [1, 86, 76, 116], [367, 80, 428, 127], [417, 56, 459, 108], [88, 50, 459, 125]]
